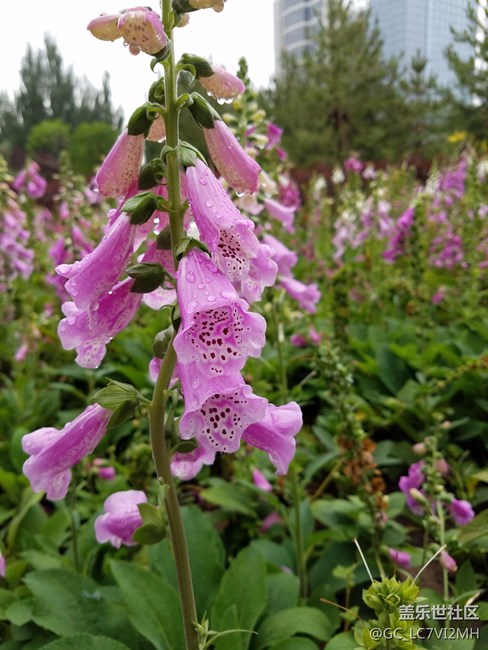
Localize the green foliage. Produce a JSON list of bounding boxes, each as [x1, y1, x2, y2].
[[26, 119, 70, 166], [0, 35, 122, 167], [69, 122, 117, 176], [446, 1, 488, 141], [263, 0, 407, 165]]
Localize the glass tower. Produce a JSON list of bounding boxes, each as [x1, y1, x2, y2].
[[369, 0, 472, 88], [274, 0, 323, 74]]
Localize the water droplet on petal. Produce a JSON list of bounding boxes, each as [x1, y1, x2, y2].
[[192, 379, 200, 389], [207, 295, 216, 302], [186, 272, 196, 283]]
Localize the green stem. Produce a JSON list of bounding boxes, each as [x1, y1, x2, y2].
[[145, 4, 199, 649], [291, 468, 308, 600], [69, 483, 80, 573], [271, 294, 288, 404]]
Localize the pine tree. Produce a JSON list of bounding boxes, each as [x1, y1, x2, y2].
[[446, 0, 488, 140], [263, 0, 408, 167], [0, 36, 122, 167]]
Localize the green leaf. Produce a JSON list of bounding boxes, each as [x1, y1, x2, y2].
[[23, 569, 142, 646], [201, 482, 254, 516], [376, 345, 411, 394], [212, 546, 267, 650], [132, 522, 166, 545], [266, 572, 300, 615], [187, 93, 220, 129], [458, 509, 488, 544], [127, 103, 156, 136], [138, 158, 166, 190], [455, 560, 478, 597], [92, 381, 139, 411], [179, 53, 214, 77], [0, 588, 16, 618], [324, 631, 357, 650], [42, 635, 131, 649], [156, 226, 172, 250], [255, 607, 334, 649], [122, 191, 159, 225], [127, 262, 166, 293], [111, 560, 183, 650], [107, 400, 136, 430], [270, 640, 319, 650]]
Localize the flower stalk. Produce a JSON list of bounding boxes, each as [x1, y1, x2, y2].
[[145, 3, 199, 648]]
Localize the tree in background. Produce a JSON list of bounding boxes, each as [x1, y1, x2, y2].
[[446, 0, 488, 142], [262, 0, 408, 167], [0, 36, 122, 170], [399, 52, 444, 162]]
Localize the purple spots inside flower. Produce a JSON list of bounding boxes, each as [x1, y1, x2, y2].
[[199, 390, 253, 452], [216, 230, 248, 281], [184, 305, 248, 376]]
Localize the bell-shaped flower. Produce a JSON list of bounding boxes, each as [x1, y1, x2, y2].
[[238, 244, 278, 304], [56, 212, 135, 311], [262, 233, 298, 278], [448, 498, 475, 526], [280, 277, 321, 313], [147, 115, 166, 143], [58, 278, 143, 368], [389, 548, 411, 569], [171, 446, 216, 481], [174, 249, 266, 409], [439, 550, 457, 573], [96, 129, 145, 198], [179, 382, 268, 455], [186, 160, 258, 258], [22, 404, 111, 501], [200, 65, 245, 100], [242, 402, 302, 474], [95, 490, 147, 548], [118, 8, 167, 55], [252, 468, 273, 492], [203, 120, 261, 194], [264, 198, 296, 233], [87, 13, 123, 41], [0, 552, 5, 578]]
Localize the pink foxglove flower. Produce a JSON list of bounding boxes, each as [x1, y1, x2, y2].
[[171, 446, 215, 481], [87, 13, 122, 41], [179, 383, 268, 455], [118, 8, 167, 55], [448, 499, 475, 526], [280, 277, 321, 314], [203, 120, 261, 194], [186, 161, 277, 301], [22, 404, 111, 501], [389, 548, 411, 569], [262, 234, 298, 278], [96, 130, 145, 198], [243, 402, 302, 475], [56, 213, 135, 311], [252, 468, 273, 493], [399, 461, 425, 515], [266, 123, 283, 149], [95, 490, 147, 548], [0, 552, 5, 577], [439, 550, 457, 573], [58, 278, 143, 369], [290, 334, 307, 348], [263, 198, 296, 233], [174, 249, 266, 408], [147, 115, 166, 142], [199, 65, 245, 99]]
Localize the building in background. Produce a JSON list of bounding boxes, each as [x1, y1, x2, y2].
[[274, 0, 323, 75], [369, 0, 472, 88], [274, 0, 472, 89]]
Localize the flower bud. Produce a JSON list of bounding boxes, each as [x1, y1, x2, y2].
[[87, 13, 122, 41], [118, 8, 167, 56]]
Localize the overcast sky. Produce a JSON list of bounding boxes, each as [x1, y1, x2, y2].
[[1, 1, 275, 121]]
